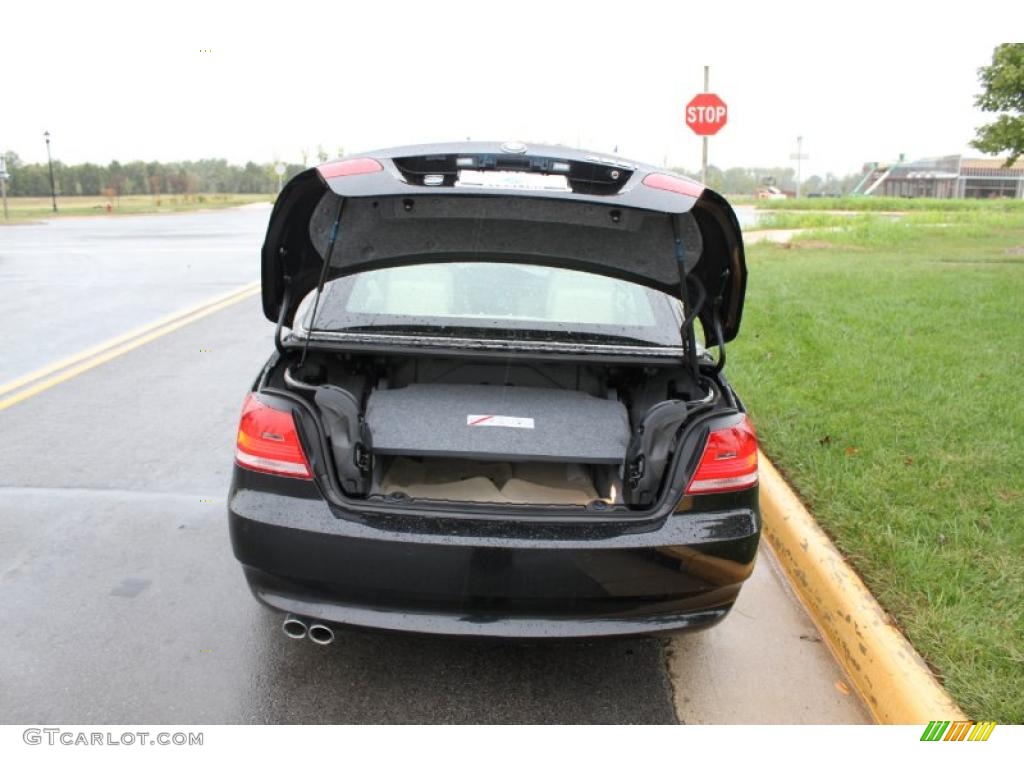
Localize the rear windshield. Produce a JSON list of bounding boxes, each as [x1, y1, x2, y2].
[[298, 262, 683, 347]]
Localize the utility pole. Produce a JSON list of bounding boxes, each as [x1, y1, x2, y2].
[[701, 65, 709, 185], [791, 136, 809, 199], [44, 131, 58, 212]]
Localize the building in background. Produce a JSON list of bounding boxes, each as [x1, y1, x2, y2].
[[854, 156, 1024, 198]]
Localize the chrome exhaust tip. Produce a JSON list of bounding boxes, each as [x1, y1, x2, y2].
[[282, 615, 308, 640], [308, 623, 334, 645]]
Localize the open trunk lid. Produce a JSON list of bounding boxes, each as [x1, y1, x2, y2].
[[261, 142, 747, 343]]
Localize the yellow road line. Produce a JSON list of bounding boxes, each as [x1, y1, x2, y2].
[[0, 281, 260, 398], [0, 283, 260, 413]]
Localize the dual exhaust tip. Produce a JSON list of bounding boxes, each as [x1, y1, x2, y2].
[[282, 614, 334, 645]]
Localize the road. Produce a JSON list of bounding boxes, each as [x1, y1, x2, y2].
[[0, 209, 870, 724], [0, 207, 265, 384]]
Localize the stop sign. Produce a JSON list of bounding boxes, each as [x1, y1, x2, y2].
[[686, 93, 728, 136]]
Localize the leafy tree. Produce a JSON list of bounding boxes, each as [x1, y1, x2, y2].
[[77, 163, 105, 195], [723, 166, 758, 194], [108, 160, 127, 198], [802, 174, 823, 195], [971, 43, 1024, 165], [3, 150, 23, 171], [0, 154, 865, 199]]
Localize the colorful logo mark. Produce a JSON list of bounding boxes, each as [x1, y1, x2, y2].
[[920, 721, 996, 742]]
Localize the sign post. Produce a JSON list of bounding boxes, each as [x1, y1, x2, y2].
[[685, 68, 728, 185], [701, 66, 709, 184], [790, 136, 809, 198], [274, 162, 286, 195]]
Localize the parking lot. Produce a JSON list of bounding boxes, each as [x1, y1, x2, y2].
[[0, 208, 870, 724]]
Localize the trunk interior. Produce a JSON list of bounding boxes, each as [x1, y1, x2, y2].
[[276, 350, 718, 510], [378, 457, 617, 506]]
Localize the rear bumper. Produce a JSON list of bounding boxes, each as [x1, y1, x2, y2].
[[228, 483, 760, 639]]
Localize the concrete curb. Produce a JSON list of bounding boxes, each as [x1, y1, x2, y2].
[[757, 451, 966, 724]]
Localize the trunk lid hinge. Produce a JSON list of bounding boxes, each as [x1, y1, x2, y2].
[[706, 268, 730, 373], [274, 263, 292, 356], [672, 214, 702, 380], [300, 197, 346, 367]]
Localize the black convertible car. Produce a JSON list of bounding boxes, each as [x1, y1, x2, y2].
[[228, 141, 759, 642]]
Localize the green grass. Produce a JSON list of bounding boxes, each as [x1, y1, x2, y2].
[[0, 193, 272, 223], [755, 196, 1024, 213], [729, 213, 1024, 722], [746, 211, 862, 231]]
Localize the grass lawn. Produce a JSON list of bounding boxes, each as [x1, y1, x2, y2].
[[754, 195, 1024, 213], [0, 193, 272, 223], [744, 210, 872, 231], [728, 210, 1024, 722]]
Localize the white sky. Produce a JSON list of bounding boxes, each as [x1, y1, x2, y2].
[[4, 1, 1022, 178]]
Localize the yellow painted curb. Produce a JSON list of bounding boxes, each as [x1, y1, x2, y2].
[[758, 451, 966, 724]]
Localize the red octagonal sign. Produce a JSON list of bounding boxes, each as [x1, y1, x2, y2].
[[686, 93, 728, 136]]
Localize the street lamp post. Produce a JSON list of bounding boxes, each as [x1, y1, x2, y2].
[[44, 131, 58, 213]]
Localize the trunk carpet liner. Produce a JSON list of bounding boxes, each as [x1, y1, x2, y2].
[[365, 383, 630, 464], [380, 457, 603, 505]]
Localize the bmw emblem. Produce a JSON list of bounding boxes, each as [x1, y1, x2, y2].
[[500, 141, 528, 154]]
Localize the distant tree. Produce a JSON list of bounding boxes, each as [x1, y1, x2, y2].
[[971, 43, 1024, 165], [239, 162, 273, 193], [723, 166, 758, 194], [705, 165, 725, 190], [3, 150, 23, 171], [802, 174, 823, 194], [53, 162, 77, 195], [77, 163, 105, 195], [670, 164, 830, 194], [9, 162, 48, 196], [124, 161, 150, 195]]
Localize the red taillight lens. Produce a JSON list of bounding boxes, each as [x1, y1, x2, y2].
[[686, 416, 758, 494], [642, 172, 704, 198], [317, 157, 383, 180], [235, 394, 312, 479]]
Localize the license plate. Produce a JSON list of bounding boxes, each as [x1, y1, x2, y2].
[[455, 169, 570, 192]]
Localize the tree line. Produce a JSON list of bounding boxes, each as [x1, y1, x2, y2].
[[670, 165, 865, 196], [0, 152, 306, 197], [0, 149, 868, 198]]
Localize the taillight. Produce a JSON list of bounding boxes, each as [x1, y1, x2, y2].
[[686, 416, 758, 494], [317, 157, 383, 180], [235, 394, 313, 479], [642, 172, 704, 198]]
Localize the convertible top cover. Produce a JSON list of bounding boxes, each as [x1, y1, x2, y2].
[[366, 383, 631, 465]]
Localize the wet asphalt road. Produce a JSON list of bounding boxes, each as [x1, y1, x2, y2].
[[0, 208, 868, 724], [0, 207, 265, 384]]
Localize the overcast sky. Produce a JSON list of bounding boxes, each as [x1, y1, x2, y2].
[[4, 1, 1021, 178]]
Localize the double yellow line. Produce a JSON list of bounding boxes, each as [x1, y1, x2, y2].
[[0, 281, 260, 413]]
